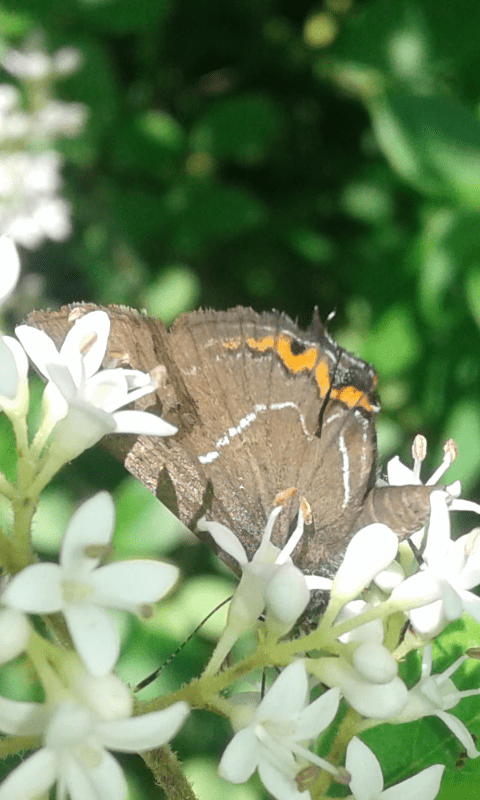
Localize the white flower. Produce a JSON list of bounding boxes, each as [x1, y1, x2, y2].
[[309, 524, 399, 604], [0, 152, 72, 249], [311, 655, 408, 720], [200, 504, 309, 634], [0, 43, 85, 249], [199, 504, 310, 674], [0, 336, 29, 411], [2, 45, 82, 81], [16, 309, 177, 462], [335, 600, 385, 645], [219, 660, 341, 800], [386, 436, 480, 530], [0, 688, 189, 800], [334, 601, 399, 684], [0, 236, 20, 306], [345, 737, 444, 800], [388, 645, 480, 758], [386, 435, 453, 489], [0, 608, 30, 665], [390, 492, 480, 637], [3, 492, 179, 675]]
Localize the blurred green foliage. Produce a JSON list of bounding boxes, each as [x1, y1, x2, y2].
[[2, 0, 480, 798]]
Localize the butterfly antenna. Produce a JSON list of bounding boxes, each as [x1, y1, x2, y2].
[[134, 595, 232, 692]]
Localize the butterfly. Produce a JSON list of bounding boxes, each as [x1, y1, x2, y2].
[[27, 304, 433, 580]]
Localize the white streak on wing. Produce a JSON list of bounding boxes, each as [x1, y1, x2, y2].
[[270, 401, 295, 411], [197, 400, 310, 464], [338, 433, 350, 508], [199, 450, 220, 464]]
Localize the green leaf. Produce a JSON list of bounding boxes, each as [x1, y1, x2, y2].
[[370, 94, 480, 208], [365, 305, 421, 377]]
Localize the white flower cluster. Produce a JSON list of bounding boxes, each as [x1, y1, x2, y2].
[[0, 240, 189, 798], [0, 238, 479, 800], [0, 42, 86, 248]]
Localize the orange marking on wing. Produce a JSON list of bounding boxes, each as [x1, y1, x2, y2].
[[222, 339, 240, 350], [314, 359, 331, 397], [275, 334, 318, 372], [246, 335, 275, 352], [331, 386, 374, 412]]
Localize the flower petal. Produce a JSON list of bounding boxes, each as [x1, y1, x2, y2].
[[346, 737, 384, 800], [88, 560, 179, 609], [438, 580, 463, 621], [3, 563, 63, 612], [0, 608, 30, 664], [60, 310, 110, 379], [408, 599, 446, 637], [99, 702, 189, 752], [218, 727, 259, 783], [391, 570, 443, 610], [256, 661, 308, 722], [0, 748, 56, 800], [295, 687, 340, 740], [60, 492, 115, 572], [316, 659, 408, 719], [459, 590, 480, 625], [63, 604, 119, 676], [387, 456, 419, 486], [352, 643, 398, 684], [65, 748, 125, 800], [381, 764, 445, 800], [45, 361, 78, 401], [197, 518, 247, 565], [334, 600, 384, 645], [0, 338, 19, 400], [332, 524, 398, 601], [264, 564, 310, 631], [435, 710, 480, 758], [258, 759, 308, 800], [423, 492, 451, 570], [51, 402, 115, 457], [15, 324, 61, 379], [0, 237, 20, 305], [112, 409, 178, 436], [80, 369, 129, 410], [454, 532, 480, 589], [0, 696, 46, 735]]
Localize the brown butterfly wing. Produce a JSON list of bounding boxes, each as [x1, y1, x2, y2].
[[27, 304, 433, 579]]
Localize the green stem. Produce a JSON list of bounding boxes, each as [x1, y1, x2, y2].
[[310, 707, 360, 799], [141, 745, 198, 800], [0, 526, 22, 573], [0, 734, 41, 758], [10, 495, 37, 568], [0, 471, 15, 500]]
